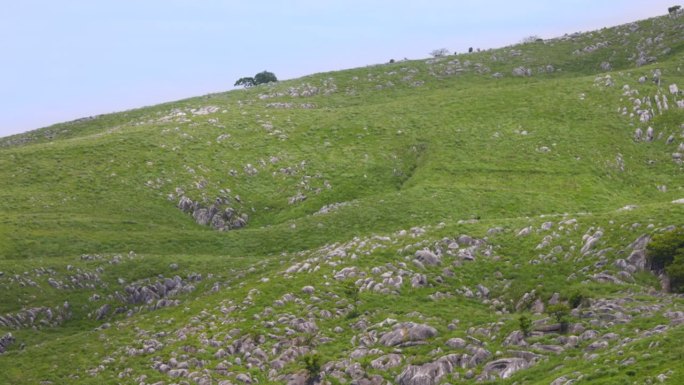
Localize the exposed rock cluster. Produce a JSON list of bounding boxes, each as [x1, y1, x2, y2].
[[178, 195, 248, 231]]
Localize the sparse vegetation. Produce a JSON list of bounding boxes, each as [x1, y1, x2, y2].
[[519, 314, 532, 337], [569, 290, 589, 309], [302, 353, 322, 384], [429, 48, 450, 57], [547, 303, 571, 333], [521, 35, 542, 43]]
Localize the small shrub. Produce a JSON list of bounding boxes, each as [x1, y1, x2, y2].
[[359, 355, 373, 371], [521, 35, 542, 43], [666, 254, 684, 293], [646, 227, 684, 271], [303, 332, 318, 347], [569, 291, 589, 309], [343, 280, 359, 303], [547, 303, 571, 333], [646, 227, 684, 292], [302, 353, 321, 384], [345, 308, 360, 320], [518, 315, 532, 337], [430, 48, 450, 57]]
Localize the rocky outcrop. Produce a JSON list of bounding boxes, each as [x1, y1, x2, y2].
[[0, 333, 15, 354], [627, 234, 650, 270], [178, 195, 248, 231], [104, 274, 202, 317], [0, 303, 71, 329]]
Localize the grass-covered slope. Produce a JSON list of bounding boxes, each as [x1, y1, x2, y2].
[[0, 13, 683, 385]]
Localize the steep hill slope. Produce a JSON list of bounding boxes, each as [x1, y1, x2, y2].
[[0, 12, 683, 385]]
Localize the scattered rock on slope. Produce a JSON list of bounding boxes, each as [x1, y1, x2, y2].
[[0, 333, 15, 354], [396, 354, 461, 385], [379, 322, 438, 347]]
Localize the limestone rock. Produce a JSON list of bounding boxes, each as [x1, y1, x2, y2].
[[445, 337, 467, 349], [379, 322, 438, 347], [236, 373, 253, 383], [95, 303, 111, 321], [370, 354, 403, 370], [301, 286, 315, 294], [516, 227, 532, 237], [0, 333, 15, 354], [503, 330, 527, 346], [512, 67, 532, 77], [396, 354, 461, 385], [481, 358, 530, 379], [414, 249, 441, 266]]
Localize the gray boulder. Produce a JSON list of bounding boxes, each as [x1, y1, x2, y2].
[[531, 299, 545, 314], [396, 354, 461, 385], [290, 318, 318, 334], [481, 358, 530, 379], [411, 274, 428, 288], [379, 322, 438, 347], [465, 346, 491, 367], [301, 286, 315, 294], [586, 340, 609, 351], [512, 67, 532, 77], [371, 354, 403, 370], [476, 284, 490, 298], [445, 337, 467, 349], [581, 231, 602, 255], [193, 208, 213, 226], [457, 234, 475, 246], [516, 227, 532, 237], [415, 250, 441, 266], [285, 372, 308, 385], [0, 333, 15, 354], [502, 330, 527, 346], [236, 373, 253, 383], [177, 196, 196, 213], [95, 304, 111, 321]]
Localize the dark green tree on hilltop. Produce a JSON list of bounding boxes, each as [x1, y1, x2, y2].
[[234, 70, 278, 88], [234, 77, 256, 88], [254, 70, 277, 84]]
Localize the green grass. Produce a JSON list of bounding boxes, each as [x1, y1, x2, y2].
[[0, 13, 683, 385]]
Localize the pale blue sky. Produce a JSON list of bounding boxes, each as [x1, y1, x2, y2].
[[0, 0, 676, 137]]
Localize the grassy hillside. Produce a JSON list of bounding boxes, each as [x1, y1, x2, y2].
[[0, 12, 683, 385]]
